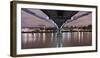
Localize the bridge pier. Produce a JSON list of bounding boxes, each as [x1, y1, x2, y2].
[[56, 29, 63, 47]]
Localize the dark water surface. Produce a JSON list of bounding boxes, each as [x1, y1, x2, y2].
[[21, 32, 92, 49]]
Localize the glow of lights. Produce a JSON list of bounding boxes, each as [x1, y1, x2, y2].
[[43, 33, 46, 43]]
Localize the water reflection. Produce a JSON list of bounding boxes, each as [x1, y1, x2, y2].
[[21, 32, 92, 49], [62, 32, 92, 47], [21, 32, 57, 49]]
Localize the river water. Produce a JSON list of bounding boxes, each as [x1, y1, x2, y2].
[[21, 32, 92, 49]]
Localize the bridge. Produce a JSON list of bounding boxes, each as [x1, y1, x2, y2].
[[22, 8, 91, 29]]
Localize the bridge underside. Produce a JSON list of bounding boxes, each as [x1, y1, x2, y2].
[[22, 8, 92, 31], [22, 8, 79, 28], [41, 10, 78, 28]]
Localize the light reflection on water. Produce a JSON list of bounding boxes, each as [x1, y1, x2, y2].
[[21, 32, 92, 49]]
